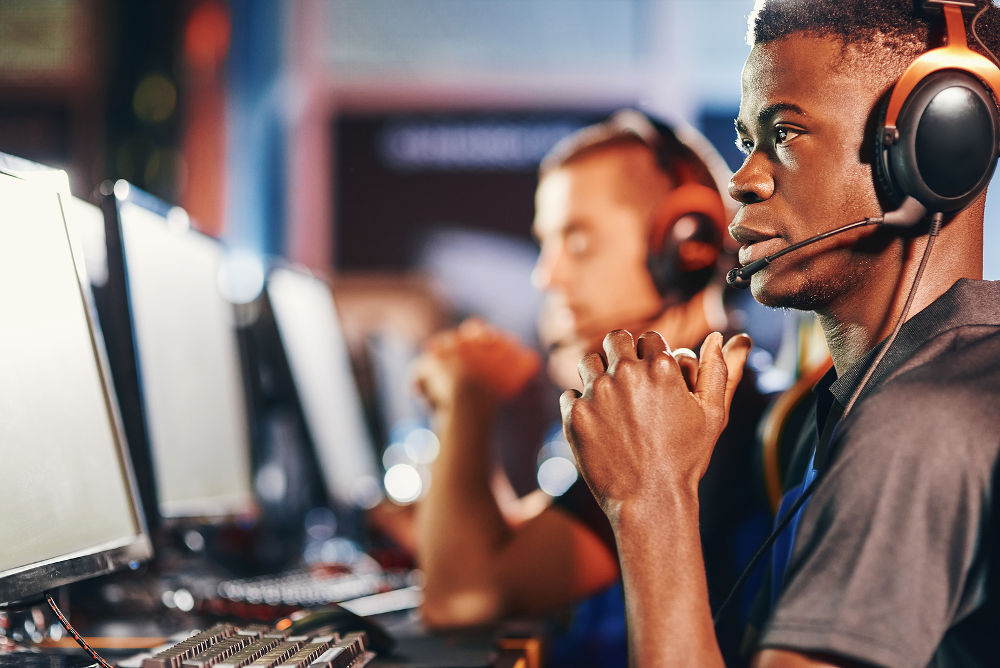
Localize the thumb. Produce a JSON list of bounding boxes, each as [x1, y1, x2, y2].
[[721, 333, 752, 417], [694, 332, 728, 423]]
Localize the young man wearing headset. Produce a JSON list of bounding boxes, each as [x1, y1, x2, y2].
[[412, 111, 772, 664], [560, 1, 1000, 665]]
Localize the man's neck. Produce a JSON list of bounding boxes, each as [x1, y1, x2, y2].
[[818, 218, 983, 376]]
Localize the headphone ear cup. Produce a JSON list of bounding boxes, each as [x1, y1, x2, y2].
[[647, 212, 722, 303], [874, 94, 905, 210], [877, 70, 1000, 214], [646, 183, 727, 303]]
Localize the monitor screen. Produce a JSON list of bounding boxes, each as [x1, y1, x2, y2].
[[266, 266, 381, 509], [115, 186, 255, 521], [0, 173, 151, 606]]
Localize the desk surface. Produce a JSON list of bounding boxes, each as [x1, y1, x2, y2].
[[37, 607, 533, 667]]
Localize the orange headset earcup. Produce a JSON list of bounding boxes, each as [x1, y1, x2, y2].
[[874, 2, 1000, 217], [646, 183, 727, 302], [876, 69, 999, 213]]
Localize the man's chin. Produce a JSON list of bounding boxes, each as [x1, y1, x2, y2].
[[750, 274, 836, 312]]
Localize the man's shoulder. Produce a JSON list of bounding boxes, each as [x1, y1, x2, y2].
[[875, 322, 1000, 411], [837, 324, 1000, 474]]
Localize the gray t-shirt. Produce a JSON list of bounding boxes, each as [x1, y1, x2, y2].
[[759, 279, 1000, 667]]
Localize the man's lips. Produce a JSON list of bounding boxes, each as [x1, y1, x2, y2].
[[738, 237, 785, 265], [730, 224, 785, 266]]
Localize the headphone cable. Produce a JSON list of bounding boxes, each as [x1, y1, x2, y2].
[[971, 3, 1000, 68]]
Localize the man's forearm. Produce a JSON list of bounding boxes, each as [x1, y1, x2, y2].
[[416, 389, 512, 624], [612, 488, 724, 667]]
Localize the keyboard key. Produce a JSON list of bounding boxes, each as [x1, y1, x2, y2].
[[214, 636, 280, 668], [273, 638, 335, 668], [182, 634, 250, 667], [143, 625, 234, 668], [308, 646, 350, 668], [246, 640, 303, 667]]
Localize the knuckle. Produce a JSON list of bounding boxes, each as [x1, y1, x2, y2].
[[591, 373, 614, 395], [650, 354, 677, 376]]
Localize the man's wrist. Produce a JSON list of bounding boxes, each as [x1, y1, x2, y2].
[[607, 483, 700, 534], [432, 380, 499, 420]]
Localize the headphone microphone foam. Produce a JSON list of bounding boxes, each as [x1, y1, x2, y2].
[[875, 0, 1000, 218]]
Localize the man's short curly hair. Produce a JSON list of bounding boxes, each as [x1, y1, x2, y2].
[[748, 0, 1000, 64]]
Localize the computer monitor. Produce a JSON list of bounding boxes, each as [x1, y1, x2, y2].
[[0, 171, 152, 607], [265, 266, 382, 510], [103, 182, 256, 524]]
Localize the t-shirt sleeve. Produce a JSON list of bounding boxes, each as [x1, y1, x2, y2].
[[758, 378, 993, 667], [552, 477, 618, 556]]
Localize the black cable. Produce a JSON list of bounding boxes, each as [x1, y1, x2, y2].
[[44, 593, 115, 668], [712, 473, 822, 625], [713, 212, 943, 626], [971, 4, 1000, 68], [842, 213, 943, 416]]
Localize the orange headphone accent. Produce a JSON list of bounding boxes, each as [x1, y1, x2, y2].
[[875, 0, 1000, 214], [649, 183, 728, 263], [884, 3, 1000, 131], [645, 182, 729, 300]]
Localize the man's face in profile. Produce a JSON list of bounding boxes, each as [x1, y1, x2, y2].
[[532, 146, 665, 347], [730, 33, 898, 312]]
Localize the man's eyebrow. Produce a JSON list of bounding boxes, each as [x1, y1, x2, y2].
[[532, 219, 586, 242], [758, 102, 806, 124], [735, 102, 808, 133]]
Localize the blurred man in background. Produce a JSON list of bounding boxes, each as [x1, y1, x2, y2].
[[412, 110, 771, 665]]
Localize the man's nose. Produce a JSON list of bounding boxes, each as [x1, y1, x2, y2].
[[531, 247, 566, 292], [729, 150, 775, 205]]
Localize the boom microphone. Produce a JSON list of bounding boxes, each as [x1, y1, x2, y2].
[[725, 197, 928, 289]]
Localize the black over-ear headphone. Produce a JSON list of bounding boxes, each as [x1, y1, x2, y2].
[[875, 0, 1000, 217], [604, 110, 730, 304]]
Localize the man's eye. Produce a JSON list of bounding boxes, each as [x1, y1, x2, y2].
[[774, 126, 800, 145], [565, 230, 589, 256], [736, 137, 754, 155]]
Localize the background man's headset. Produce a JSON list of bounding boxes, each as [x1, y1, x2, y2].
[[716, 0, 1000, 625], [601, 110, 730, 306]]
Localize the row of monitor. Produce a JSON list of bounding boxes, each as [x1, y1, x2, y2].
[[0, 153, 381, 606]]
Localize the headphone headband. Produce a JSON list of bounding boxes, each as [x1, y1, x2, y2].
[[875, 0, 1000, 215], [883, 3, 1000, 135]]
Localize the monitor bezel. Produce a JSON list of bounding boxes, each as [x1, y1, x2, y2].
[[0, 165, 153, 607]]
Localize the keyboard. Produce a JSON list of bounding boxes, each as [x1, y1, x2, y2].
[[210, 569, 415, 609], [124, 622, 372, 668]]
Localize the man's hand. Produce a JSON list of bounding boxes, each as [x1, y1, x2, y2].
[[413, 318, 541, 412], [559, 330, 751, 523]]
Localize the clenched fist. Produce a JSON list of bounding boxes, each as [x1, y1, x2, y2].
[[413, 319, 542, 412], [559, 330, 751, 523]]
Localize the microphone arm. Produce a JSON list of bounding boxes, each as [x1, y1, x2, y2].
[[726, 218, 878, 288], [725, 197, 928, 289]]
